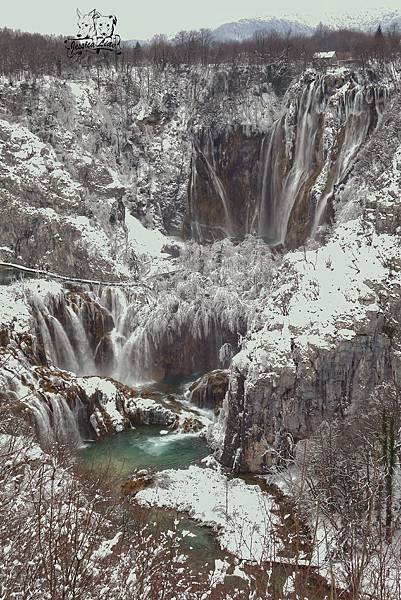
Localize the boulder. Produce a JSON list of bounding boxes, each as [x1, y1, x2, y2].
[[189, 370, 229, 414]]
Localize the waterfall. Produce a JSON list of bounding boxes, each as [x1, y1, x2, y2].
[[100, 287, 128, 333], [207, 165, 233, 237], [31, 291, 107, 376], [34, 298, 82, 375], [31, 287, 144, 382], [312, 85, 386, 235], [258, 77, 326, 244], [203, 129, 233, 238], [26, 395, 53, 446], [28, 288, 136, 446], [65, 306, 96, 374], [98, 287, 132, 377], [191, 129, 234, 239], [24, 394, 83, 447], [35, 307, 58, 364], [116, 326, 154, 385], [48, 395, 83, 447], [48, 316, 80, 374], [257, 75, 387, 246], [99, 287, 130, 352], [189, 151, 204, 242], [186, 73, 388, 247], [258, 118, 285, 243]]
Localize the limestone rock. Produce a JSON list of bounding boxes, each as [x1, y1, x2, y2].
[[189, 370, 229, 414]]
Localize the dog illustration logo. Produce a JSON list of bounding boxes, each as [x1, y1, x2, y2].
[[65, 8, 121, 57], [94, 14, 117, 40], [75, 8, 99, 38]]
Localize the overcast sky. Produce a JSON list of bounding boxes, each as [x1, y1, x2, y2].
[[3, 0, 401, 39]]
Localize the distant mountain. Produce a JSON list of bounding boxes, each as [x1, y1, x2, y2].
[[314, 9, 401, 33], [122, 9, 401, 46], [211, 9, 401, 42], [212, 17, 313, 42]]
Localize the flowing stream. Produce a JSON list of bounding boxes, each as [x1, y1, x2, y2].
[[79, 425, 220, 567], [79, 425, 209, 475]]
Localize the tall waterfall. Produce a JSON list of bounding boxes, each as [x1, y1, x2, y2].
[[258, 74, 387, 245], [311, 85, 386, 235], [189, 130, 234, 241], [188, 72, 388, 247], [188, 125, 262, 242], [258, 77, 326, 244], [196, 130, 234, 238]]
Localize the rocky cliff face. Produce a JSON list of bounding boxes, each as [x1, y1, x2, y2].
[[212, 82, 401, 471], [185, 126, 264, 241], [187, 71, 388, 247], [1, 61, 400, 474], [0, 64, 282, 281], [221, 319, 393, 472], [189, 370, 229, 413]]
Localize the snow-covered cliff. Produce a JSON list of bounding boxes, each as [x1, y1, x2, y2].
[[1, 61, 401, 474]]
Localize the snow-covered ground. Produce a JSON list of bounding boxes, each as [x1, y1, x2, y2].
[[234, 217, 401, 381], [1, 60, 401, 598], [0, 279, 62, 331], [137, 457, 282, 562]]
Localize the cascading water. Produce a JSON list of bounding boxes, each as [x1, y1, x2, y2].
[[48, 316, 80, 374], [258, 77, 326, 245], [114, 326, 153, 384], [31, 287, 151, 385], [200, 129, 234, 238], [35, 308, 58, 364], [98, 287, 150, 383], [27, 285, 226, 445], [27, 288, 132, 445], [188, 72, 388, 248], [64, 305, 96, 374], [24, 393, 84, 448], [257, 74, 388, 246], [32, 294, 96, 376], [25, 72, 389, 449], [188, 128, 238, 241], [31, 281, 243, 390], [311, 85, 387, 235]]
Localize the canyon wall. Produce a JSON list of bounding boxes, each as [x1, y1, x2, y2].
[[213, 83, 401, 472], [187, 71, 388, 247], [1, 63, 400, 469]]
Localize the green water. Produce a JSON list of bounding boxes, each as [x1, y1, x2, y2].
[[79, 425, 209, 476], [78, 427, 329, 596], [131, 506, 223, 568], [79, 426, 220, 566]]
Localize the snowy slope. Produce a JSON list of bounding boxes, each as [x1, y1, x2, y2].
[[212, 8, 401, 41], [137, 457, 282, 562], [234, 218, 400, 382], [213, 17, 313, 42]]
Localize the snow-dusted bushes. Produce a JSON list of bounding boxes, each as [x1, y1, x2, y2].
[[278, 381, 401, 599], [0, 433, 221, 599], [117, 236, 278, 381]]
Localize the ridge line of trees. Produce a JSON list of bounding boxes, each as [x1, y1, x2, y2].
[[0, 23, 400, 78]]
